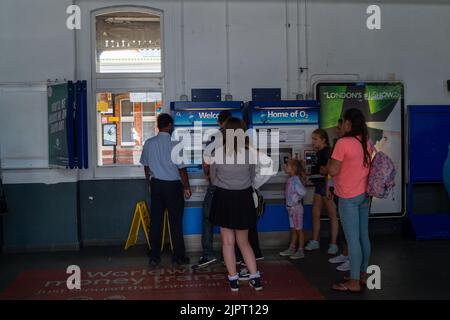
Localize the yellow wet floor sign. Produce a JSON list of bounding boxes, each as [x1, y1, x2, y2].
[[124, 201, 173, 252]]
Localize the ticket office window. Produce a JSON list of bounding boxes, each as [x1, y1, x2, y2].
[[97, 92, 161, 166], [93, 7, 163, 168]]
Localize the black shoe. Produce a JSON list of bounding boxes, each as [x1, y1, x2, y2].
[[195, 256, 217, 269], [238, 268, 250, 281], [172, 256, 190, 266], [229, 279, 239, 292], [148, 257, 161, 267], [249, 277, 263, 291], [239, 255, 265, 267]]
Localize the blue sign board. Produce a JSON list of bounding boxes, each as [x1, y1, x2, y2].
[[173, 109, 243, 126], [48, 81, 88, 169], [170, 101, 244, 127], [251, 108, 319, 125], [248, 100, 319, 126]]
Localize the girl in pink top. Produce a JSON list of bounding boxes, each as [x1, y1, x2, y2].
[[328, 108, 374, 293]]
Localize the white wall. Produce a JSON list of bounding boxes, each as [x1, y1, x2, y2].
[[1, 0, 450, 183], [307, 1, 450, 104], [0, 0, 77, 182]]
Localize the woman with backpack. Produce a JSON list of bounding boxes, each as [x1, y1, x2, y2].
[[328, 108, 375, 293]]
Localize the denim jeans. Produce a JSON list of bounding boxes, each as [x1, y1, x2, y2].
[[201, 184, 216, 258], [338, 192, 371, 280]]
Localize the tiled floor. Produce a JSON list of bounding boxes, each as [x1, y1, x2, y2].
[[0, 235, 449, 300]]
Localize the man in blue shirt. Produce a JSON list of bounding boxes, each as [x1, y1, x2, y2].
[[140, 113, 192, 267]]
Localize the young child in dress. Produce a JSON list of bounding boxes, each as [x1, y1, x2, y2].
[[279, 159, 307, 259]]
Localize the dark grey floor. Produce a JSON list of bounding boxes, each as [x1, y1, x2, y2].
[[0, 235, 449, 299], [291, 235, 450, 299]]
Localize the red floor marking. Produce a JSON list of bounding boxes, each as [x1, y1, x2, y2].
[[0, 261, 323, 300]]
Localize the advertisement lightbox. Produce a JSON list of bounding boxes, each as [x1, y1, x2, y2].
[[317, 82, 404, 217]]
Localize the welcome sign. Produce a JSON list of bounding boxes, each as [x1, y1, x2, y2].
[[173, 109, 242, 126], [251, 108, 319, 125]]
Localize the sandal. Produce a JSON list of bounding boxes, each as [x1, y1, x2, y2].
[[331, 282, 361, 293], [344, 276, 367, 286]]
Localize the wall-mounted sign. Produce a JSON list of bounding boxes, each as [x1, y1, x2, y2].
[[103, 124, 117, 146], [48, 81, 89, 169], [48, 83, 72, 167], [97, 101, 109, 112], [173, 109, 242, 126], [251, 108, 319, 125], [108, 116, 120, 122]]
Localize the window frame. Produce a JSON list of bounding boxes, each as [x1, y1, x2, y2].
[[93, 7, 164, 79], [142, 116, 157, 142], [90, 6, 165, 177], [119, 99, 135, 147]]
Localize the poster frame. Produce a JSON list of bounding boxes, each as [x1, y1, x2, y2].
[[102, 123, 117, 147], [315, 81, 405, 218]]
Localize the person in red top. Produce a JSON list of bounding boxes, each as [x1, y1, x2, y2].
[[328, 108, 374, 293]]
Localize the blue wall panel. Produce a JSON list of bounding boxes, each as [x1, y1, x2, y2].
[[182, 205, 312, 235]]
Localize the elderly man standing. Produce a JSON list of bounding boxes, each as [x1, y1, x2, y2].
[[140, 113, 192, 267]]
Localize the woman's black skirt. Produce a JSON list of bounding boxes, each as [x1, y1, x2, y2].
[[210, 186, 256, 230]]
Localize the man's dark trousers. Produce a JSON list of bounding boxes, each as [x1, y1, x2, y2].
[[149, 178, 186, 261]]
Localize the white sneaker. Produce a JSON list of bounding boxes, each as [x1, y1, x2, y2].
[[289, 250, 305, 260], [327, 244, 339, 255], [279, 247, 296, 257], [336, 259, 351, 272], [328, 254, 348, 264], [304, 240, 320, 251]]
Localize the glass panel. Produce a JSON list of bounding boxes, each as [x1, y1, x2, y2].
[[96, 91, 162, 166], [96, 11, 161, 73], [121, 122, 134, 143], [143, 121, 156, 142], [143, 102, 156, 116], [121, 100, 133, 116]]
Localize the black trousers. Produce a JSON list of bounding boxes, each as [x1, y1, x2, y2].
[[149, 178, 186, 260], [236, 219, 263, 260]]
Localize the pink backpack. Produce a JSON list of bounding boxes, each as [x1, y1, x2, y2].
[[367, 151, 396, 199]]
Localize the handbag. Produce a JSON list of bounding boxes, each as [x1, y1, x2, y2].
[[252, 188, 266, 218]]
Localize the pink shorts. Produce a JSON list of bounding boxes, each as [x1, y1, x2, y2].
[[287, 205, 304, 230]]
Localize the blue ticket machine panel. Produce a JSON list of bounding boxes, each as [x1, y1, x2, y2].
[[170, 101, 244, 205], [248, 100, 320, 204]]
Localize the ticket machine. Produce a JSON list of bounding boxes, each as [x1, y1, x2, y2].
[[170, 101, 245, 205], [248, 100, 320, 231]]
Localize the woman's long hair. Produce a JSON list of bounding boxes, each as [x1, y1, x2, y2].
[[342, 108, 371, 167], [222, 117, 249, 154]]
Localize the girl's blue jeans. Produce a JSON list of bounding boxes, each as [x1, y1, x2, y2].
[[338, 192, 371, 280]]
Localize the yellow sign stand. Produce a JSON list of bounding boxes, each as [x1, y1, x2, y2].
[[161, 209, 174, 252], [124, 201, 173, 252]]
